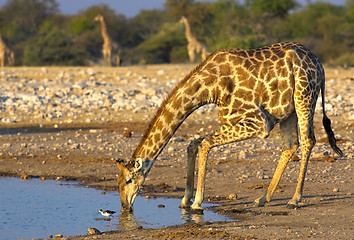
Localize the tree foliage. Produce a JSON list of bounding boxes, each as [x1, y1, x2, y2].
[[246, 0, 298, 17], [0, 0, 353, 66], [23, 29, 87, 65]]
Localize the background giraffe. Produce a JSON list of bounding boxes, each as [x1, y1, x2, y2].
[[116, 42, 342, 212], [179, 16, 209, 63], [94, 14, 121, 66], [0, 31, 15, 67]]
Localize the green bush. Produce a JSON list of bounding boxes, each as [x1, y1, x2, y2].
[[332, 52, 354, 67], [23, 29, 88, 65], [1, 0, 353, 65]]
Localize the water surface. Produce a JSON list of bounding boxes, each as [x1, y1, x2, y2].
[[0, 177, 231, 239]]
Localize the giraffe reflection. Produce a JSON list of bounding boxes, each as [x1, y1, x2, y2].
[[116, 202, 211, 230], [118, 212, 141, 230]]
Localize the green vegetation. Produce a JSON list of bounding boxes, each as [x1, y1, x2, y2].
[[0, 0, 353, 66]]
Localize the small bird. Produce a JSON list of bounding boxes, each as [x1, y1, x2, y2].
[[98, 209, 116, 218]]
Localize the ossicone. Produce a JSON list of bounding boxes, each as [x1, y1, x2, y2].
[[116, 158, 125, 164], [116, 158, 127, 173]]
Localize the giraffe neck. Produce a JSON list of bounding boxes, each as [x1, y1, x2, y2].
[[182, 19, 196, 43], [132, 62, 214, 173], [99, 18, 110, 42]]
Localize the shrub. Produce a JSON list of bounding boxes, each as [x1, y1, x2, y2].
[[23, 29, 88, 65]]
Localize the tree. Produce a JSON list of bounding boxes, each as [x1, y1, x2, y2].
[[137, 22, 186, 64], [164, 0, 194, 20], [23, 29, 87, 65], [246, 0, 298, 18], [0, 0, 353, 66], [0, 0, 58, 39]]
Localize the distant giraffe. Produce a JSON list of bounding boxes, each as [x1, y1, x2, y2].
[[179, 16, 209, 63], [94, 14, 121, 66], [116, 42, 342, 212], [0, 32, 15, 67]]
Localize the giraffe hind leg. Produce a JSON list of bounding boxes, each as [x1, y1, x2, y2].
[[286, 90, 317, 208], [254, 112, 299, 207], [287, 122, 315, 208]]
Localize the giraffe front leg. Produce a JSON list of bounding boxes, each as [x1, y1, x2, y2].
[[0, 53, 4, 67], [191, 140, 211, 210], [107, 52, 112, 67], [191, 123, 257, 210], [180, 138, 203, 208], [188, 47, 196, 63]]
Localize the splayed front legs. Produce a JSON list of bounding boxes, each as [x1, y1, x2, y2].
[[182, 122, 258, 210]]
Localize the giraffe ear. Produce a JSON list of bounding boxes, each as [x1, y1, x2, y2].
[[116, 158, 134, 182]]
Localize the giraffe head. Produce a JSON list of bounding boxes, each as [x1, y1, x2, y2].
[[116, 158, 145, 212], [93, 14, 103, 22], [179, 16, 187, 24]]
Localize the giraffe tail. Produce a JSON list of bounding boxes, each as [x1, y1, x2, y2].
[[321, 75, 343, 156]]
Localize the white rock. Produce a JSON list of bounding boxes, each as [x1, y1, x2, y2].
[[157, 69, 166, 75]]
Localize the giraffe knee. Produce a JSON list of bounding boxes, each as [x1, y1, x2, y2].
[[198, 138, 212, 155], [187, 137, 203, 156], [282, 139, 299, 152], [303, 137, 316, 150]]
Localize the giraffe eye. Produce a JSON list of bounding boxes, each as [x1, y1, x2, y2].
[[126, 178, 132, 184]]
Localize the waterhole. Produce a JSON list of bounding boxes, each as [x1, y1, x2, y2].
[[0, 177, 232, 239]]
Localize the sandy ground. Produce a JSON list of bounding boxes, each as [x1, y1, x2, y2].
[[0, 65, 353, 239]]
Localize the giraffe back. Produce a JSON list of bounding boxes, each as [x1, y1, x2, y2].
[[186, 42, 324, 124]]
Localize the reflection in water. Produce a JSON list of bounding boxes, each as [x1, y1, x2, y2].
[[116, 205, 219, 230], [181, 209, 204, 223], [117, 212, 143, 230]]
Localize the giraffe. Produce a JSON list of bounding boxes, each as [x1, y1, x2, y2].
[[116, 42, 343, 212], [94, 14, 121, 66], [179, 16, 209, 63], [0, 32, 15, 67]]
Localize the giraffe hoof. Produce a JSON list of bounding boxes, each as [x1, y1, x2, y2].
[[253, 196, 267, 207], [286, 203, 298, 209], [253, 201, 264, 207], [191, 203, 203, 211], [190, 208, 204, 215], [180, 198, 193, 209], [179, 203, 191, 209]]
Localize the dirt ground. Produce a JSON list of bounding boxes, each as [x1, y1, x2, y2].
[[0, 65, 353, 239]]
